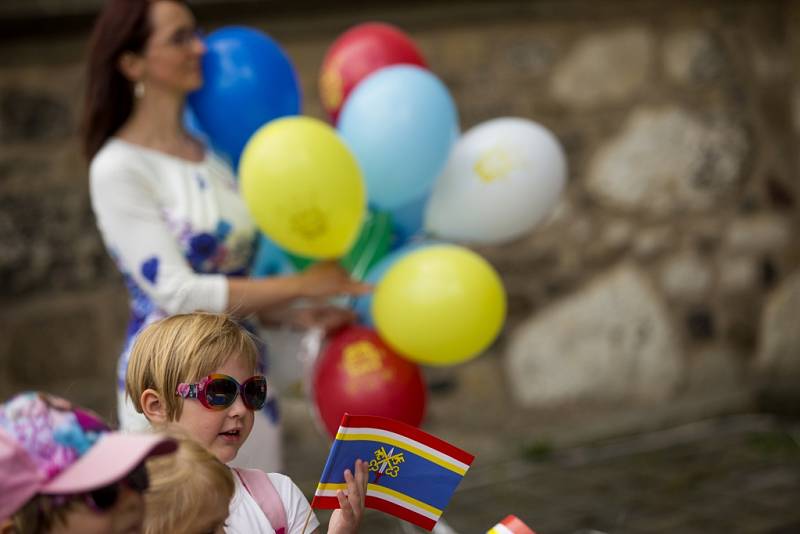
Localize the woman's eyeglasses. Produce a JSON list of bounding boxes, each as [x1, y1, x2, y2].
[[176, 374, 267, 411], [160, 27, 205, 49]]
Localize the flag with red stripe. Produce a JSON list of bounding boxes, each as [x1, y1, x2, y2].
[[311, 413, 474, 531], [487, 514, 537, 534]]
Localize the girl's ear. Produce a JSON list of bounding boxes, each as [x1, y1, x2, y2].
[[140, 389, 168, 424]]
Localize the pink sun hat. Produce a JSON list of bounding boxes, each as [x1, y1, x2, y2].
[[0, 391, 177, 520]]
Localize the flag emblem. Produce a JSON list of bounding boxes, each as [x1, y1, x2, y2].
[[369, 446, 405, 482]]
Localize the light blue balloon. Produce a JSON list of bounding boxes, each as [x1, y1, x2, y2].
[[383, 125, 458, 247], [251, 233, 294, 278], [353, 240, 438, 324], [338, 65, 458, 211]]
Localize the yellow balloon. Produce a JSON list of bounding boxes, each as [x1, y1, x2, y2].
[[239, 116, 366, 258], [372, 245, 506, 366]]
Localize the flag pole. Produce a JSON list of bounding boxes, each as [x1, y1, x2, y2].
[[301, 507, 313, 534]]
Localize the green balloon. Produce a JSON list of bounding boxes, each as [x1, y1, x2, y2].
[[286, 252, 315, 272], [287, 210, 394, 281]]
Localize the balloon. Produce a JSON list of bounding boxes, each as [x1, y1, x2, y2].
[[338, 65, 458, 211], [313, 325, 427, 439], [239, 116, 366, 258], [286, 210, 394, 280], [189, 26, 301, 168], [373, 245, 506, 366], [340, 211, 393, 281], [385, 190, 428, 247], [182, 106, 209, 145], [352, 240, 437, 325], [382, 123, 460, 247], [183, 106, 236, 169], [319, 22, 427, 123], [426, 117, 567, 244], [285, 253, 314, 272], [250, 234, 295, 277]]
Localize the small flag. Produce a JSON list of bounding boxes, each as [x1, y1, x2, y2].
[[487, 515, 536, 534], [311, 413, 475, 531]]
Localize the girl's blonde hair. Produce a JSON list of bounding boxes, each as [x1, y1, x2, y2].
[[144, 431, 235, 534], [126, 312, 259, 421], [11, 495, 74, 534]]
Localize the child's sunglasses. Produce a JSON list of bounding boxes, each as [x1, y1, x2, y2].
[[176, 373, 267, 411], [51, 461, 149, 513]]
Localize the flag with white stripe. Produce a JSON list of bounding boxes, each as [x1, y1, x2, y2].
[[487, 514, 536, 534], [311, 413, 474, 531]]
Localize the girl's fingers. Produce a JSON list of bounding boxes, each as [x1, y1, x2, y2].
[[344, 467, 359, 502], [347, 461, 366, 499], [336, 489, 354, 520], [336, 489, 350, 509], [347, 460, 367, 520], [356, 458, 369, 491]]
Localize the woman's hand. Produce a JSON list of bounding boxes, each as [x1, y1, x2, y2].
[[327, 459, 369, 534], [300, 262, 372, 299], [281, 305, 358, 334]]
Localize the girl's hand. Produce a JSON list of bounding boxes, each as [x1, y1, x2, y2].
[[300, 262, 372, 299], [327, 459, 369, 534]]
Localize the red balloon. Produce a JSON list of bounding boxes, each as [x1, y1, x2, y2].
[[312, 325, 427, 438], [319, 22, 427, 123]]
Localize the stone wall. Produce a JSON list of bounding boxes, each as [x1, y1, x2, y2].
[[1, 0, 799, 455]]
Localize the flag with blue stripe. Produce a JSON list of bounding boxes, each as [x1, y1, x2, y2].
[[311, 413, 475, 530]]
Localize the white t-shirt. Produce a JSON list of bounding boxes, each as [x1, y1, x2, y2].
[[226, 471, 321, 534]]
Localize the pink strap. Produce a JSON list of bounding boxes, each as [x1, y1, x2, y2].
[[234, 468, 287, 534]]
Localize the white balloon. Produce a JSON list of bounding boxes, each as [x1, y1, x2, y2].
[[424, 117, 567, 244]]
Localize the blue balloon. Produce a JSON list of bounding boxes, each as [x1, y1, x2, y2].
[[338, 65, 458, 211], [353, 240, 438, 325], [251, 233, 294, 278], [182, 106, 208, 144], [382, 190, 429, 248], [189, 26, 301, 169]]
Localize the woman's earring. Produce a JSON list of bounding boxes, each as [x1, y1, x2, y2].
[[134, 81, 145, 99]]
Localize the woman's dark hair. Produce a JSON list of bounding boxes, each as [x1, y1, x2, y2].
[[82, 0, 179, 161]]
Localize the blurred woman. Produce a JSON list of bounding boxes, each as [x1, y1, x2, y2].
[[82, 0, 368, 471]]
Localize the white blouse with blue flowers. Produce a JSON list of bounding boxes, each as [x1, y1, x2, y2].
[[90, 138, 257, 391]]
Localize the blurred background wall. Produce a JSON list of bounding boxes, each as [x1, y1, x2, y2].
[[1, 0, 799, 460]]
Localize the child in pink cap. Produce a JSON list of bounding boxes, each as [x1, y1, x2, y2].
[[0, 391, 176, 534]]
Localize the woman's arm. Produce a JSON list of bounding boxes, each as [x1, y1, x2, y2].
[[229, 262, 370, 321], [91, 157, 369, 320], [226, 274, 306, 316]]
